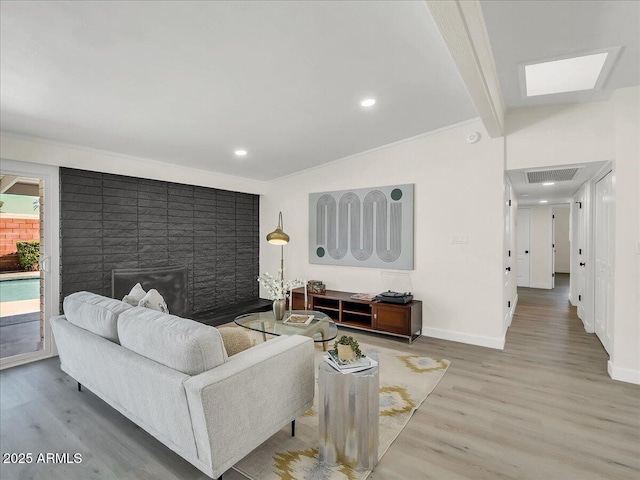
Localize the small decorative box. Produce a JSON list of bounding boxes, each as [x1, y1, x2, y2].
[[307, 280, 326, 294]]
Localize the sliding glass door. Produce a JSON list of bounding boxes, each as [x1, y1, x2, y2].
[[0, 160, 59, 369]]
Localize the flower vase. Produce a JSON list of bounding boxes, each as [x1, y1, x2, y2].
[[273, 299, 286, 321]]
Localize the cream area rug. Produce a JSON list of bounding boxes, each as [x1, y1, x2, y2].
[[229, 331, 450, 480]]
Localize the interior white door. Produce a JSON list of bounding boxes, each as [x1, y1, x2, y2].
[[517, 209, 530, 287], [576, 189, 587, 321], [503, 180, 513, 328], [594, 171, 613, 353]]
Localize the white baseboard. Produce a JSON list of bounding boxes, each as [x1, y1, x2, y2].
[[568, 293, 574, 305], [608, 361, 640, 384], [0, 351, 57, 371], [581, 316, 594, 333], [555, 269, 570, 274], [422, 327, 505, 350], [530, 282, 553, 289]]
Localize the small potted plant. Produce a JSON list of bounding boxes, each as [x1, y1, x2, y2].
[[334, 335, 363, 362]]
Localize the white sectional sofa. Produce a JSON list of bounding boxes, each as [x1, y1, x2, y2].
[[50, 292, 315, 479]]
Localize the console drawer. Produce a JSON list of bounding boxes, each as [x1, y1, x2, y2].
[[372, 304, 410, 335]]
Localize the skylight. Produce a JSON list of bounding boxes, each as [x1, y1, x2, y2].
[[525, 52, 609, 97]]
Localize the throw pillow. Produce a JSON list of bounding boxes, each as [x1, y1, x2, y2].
[[138, 289, 169, 313], [218, 327, 253, 356], [122, 283, 146, 306]]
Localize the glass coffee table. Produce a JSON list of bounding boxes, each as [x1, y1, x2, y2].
[[234, 310, 338, 351]]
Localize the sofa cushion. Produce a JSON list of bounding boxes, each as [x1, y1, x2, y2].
[[218, 327, 254, 356], [138, 288, 169, 313], [122, 283, 146, 306], [63, 291, 133, 343], [118, 307, 227, 375]]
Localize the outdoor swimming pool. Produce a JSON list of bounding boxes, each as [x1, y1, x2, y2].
[[0, 277, 40, 302]]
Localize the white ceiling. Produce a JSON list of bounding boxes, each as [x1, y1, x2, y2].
[[507, 161, 609, 206], [480, 0, 640, 109], [0, 1, 477, 181], [3, 1, 638, 181]]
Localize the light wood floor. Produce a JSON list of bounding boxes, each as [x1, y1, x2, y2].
[[1, 274, 638, 479], [369, 274, 640, 480]]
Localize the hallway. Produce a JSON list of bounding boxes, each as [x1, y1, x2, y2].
[[510, 272, 609, 374]]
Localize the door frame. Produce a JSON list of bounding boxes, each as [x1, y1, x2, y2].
[[0, 159, 60, 370], [592, 165, 614, 354], [572, 161, 613, 335], [574, 183, 592, 331]]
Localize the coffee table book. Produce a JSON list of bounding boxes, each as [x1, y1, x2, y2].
[[324, 351, 378, 374], [283, 313, 314, 325]]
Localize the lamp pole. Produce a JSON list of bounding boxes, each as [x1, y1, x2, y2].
[[280, 244, 284, 290]]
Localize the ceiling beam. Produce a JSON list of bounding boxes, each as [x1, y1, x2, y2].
[[0, 175, 19, 194], [426, 0, 505, 138]]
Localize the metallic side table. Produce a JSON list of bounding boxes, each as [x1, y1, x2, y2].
[[318, 354, 379, 471]]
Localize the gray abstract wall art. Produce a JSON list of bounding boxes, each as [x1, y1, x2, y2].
[[309, 184, 414, 269]]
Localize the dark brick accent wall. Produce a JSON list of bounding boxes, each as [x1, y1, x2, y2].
[[60, 168, 259, 314]]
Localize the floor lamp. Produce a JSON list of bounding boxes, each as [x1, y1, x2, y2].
[[266, 211, 290, 296]]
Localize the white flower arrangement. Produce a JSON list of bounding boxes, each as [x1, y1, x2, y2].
[[257, 271, 304, 300]]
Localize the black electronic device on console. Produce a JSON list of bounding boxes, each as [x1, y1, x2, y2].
[[374, 290, 414, 304]]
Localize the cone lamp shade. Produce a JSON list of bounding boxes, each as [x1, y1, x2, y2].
[[267, 211, 289, 294], [267, 212, 289, 245]]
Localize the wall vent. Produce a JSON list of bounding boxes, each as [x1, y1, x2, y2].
[[526, 168, 579, 184]]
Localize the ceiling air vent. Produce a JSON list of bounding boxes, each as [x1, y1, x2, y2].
[[526, 168, 579, 184]]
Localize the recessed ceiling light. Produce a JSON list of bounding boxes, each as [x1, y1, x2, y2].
[[525, 52, 608, 96], [360, 98, 376, 108], [543, 182, 555, 186], [539, 200, 548, 204], [234, 149, 248, 157]]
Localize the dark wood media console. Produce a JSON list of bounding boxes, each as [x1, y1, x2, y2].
[[291, 288, 422, 343]]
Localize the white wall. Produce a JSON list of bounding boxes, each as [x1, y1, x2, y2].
[[529, 206, 553, 289], [506, 101, 614, 170], [553, 206, 570, 273], [261, 120, 507, 349], [0, 134, 267, 195], [610, 87, 640, 384]]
